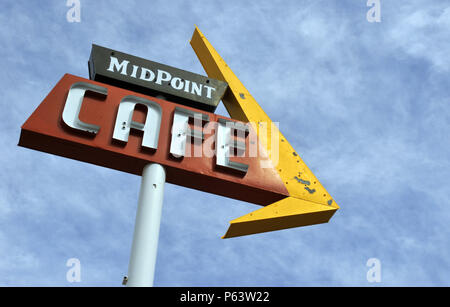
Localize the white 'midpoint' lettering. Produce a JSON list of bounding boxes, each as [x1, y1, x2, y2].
[[140, 68, 155, 82], [191, 82, 202, 96], [203, 85, 216, 99], [105, 58, 218, 99], [107, 56, 129, 75], [170, 77, 184, 90], [130, 65, 139, 78], [155, 70, 171, 85]]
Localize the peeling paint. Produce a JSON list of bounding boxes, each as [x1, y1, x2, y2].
[[304, 187, 316, 194], [294, 176, 310, 185], [191, 27, 340, 238], [239, 93, 246, 99], [327, 199, 333, 206]]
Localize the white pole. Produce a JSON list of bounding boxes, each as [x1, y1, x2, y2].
[[126, 163, 166, 287]]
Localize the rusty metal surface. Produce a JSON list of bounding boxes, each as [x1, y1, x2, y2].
[[19, 74, 289, 206], [190, 27, 339, 238]]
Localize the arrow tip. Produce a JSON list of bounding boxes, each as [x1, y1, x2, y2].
[[221, 197, 338, 238]]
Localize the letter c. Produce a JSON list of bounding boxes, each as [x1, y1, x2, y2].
[[62, 82, 108, 134]]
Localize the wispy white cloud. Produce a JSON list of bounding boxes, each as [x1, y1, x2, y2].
[[0, 0, 449, 286]]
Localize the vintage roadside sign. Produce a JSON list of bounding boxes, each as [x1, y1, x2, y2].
[[18, 26, 339, 287], [19, 27, 338, 240], [89, 44, 228, 113], [19, 73, 288, 207]]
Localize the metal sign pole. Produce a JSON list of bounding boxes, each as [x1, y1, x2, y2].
[[126, 163, 166, 287]]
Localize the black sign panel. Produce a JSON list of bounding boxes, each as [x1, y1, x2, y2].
[[88, 44, 228, 113]]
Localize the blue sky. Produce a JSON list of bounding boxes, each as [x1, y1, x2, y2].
[[1, 0, 449, 286]]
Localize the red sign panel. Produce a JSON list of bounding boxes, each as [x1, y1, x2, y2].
[[19, 74, 288, 206]]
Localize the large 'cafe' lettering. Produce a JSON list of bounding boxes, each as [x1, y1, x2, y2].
[[63, 81, 250, 174]]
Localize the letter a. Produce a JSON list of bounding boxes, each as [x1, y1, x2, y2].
[[366, 258, 381, 282], [113, 96, 162, 150], [66, 0, 81, 23], [366, 0, 381, 23], [66, 258, 81, 282]]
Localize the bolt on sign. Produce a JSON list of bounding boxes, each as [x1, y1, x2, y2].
[[18, 27, 339, 238]]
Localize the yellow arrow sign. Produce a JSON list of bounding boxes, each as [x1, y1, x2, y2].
[[190, 27, 339, 238]]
